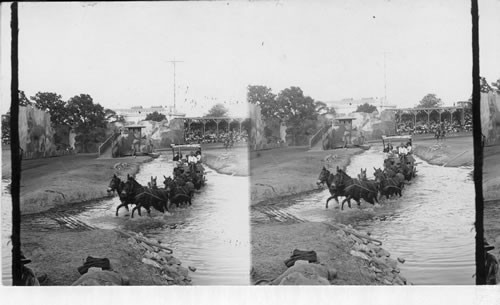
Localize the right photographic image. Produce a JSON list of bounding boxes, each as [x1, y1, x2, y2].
[[480, 0, 500, 285], [249, 0, 493, 285]]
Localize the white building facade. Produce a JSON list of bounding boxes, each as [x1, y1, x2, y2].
[[112, 105, 186, 124]]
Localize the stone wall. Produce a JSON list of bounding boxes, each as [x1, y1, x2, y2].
[[249, 103, 288, 150], [112, 118, 185, 156], [320, 111, 395, 149], [18, 105, 57, 157], [481, 92, 500, 146]]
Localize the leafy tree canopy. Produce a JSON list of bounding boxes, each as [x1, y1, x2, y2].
[[31, 92, 68, 126], [104, 109, 126, 123], [145, 111, 167, 122], [205, 103, 229, 117], [66, 94, 107, 133], [416, 93, 443, 108], [19, 90, 32, 107], [247, 85, 278, 119], [356, 103, 377, 113], [491, 78, 500, 93], [276, 86, 317, 144]]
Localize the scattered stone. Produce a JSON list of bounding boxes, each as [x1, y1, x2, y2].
[[142, 258, 161, 269], [353, 243, 371, 255], [383, 279, 392, 285], [176, 266, 190, 278], [188, 266, 196, 272], [370, 266, 383, 273], [399, 275, 407, 285], [144, 250, 162, 262], [350, 235, 364, 245], [384, 257, 398, 269], [272, 263, 336, 285], [158, 251, 173, 261], [350, 250, 370, 261], [397, 257, 405, 264], [393, 276, 404, 285], [140, 242, 155, 253], [367, 243, 381, 253], [168, 257, 182, 266], [294, 260, 311, 266], [161, 274, 174, 281], [72, 270, 129, 286], [370, 257, 389, 270], [278, 272, 331, 285], [376, 248, 390, 258]]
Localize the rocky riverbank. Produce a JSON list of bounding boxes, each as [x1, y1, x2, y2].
[[21, 228, 192, 285], [252, 221, 407, 285]]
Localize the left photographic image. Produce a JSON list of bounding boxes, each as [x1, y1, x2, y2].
[[1, 2, 250, 285]]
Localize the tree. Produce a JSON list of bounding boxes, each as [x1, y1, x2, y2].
[[104, 109, 126, 123], [205, 103, 228, 117], [19, 90, 32, 107], [416, 94, 443, 108], [491, 78, 500, 94], [276, 87, 317, 145], [145, 111, 167, 122], [66, 94, 107, 152], [247, 85, 277, 119], [31, 92, 68, 126], [356, 103, 377, 113], [1, 113, 10, 144], [480, 77, 493, 93]]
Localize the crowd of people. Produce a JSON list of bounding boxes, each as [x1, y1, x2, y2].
[[184, 129, 248, 144], [396, 116, 473, 136], [383, 141, 413, 158]]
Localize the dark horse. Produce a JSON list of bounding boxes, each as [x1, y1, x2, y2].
[[333, 167, 378, 210], [163, 175, 193, 208], [108, 174, 135, 216], [122, 175, 169, 218], [317, 166, 345, 209], [373, 167, 403, 199]]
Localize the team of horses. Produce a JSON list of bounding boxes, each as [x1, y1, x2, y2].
[[317, 157, 416, 210], [107, 165, 204, 218]]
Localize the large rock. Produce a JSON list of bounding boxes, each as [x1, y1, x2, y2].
[[71, 270, 129, 286], [272, 263, 337, 285]]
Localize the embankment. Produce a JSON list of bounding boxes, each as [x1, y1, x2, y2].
[[202, 146, 249, 177], [249, 146, 364, 204], [412, 136, 473, 167], [16, 154, 152, 214]]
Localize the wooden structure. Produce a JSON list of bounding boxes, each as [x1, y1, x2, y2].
[[182, 117, 246, 136], [386, 107, 465, 126], [335, 117, 356, 145], [124, 125, 146, 154]]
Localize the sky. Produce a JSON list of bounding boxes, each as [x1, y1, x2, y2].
[[1, 0, 499, 116]]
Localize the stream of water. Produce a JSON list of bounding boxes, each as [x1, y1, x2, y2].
[[253, 148, 475, 284], [2, 153, 250, 285]]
